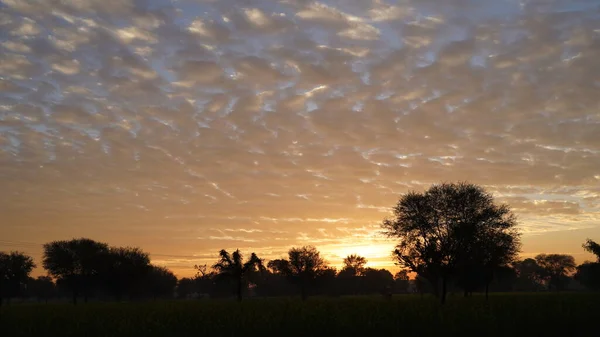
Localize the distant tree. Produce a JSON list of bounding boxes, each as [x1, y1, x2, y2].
[[272, 246, 327, 300], [394, 270, 410, 294], [513, 258, 545, 291], [535, 254, 576, 291], [42, 238, 109, 304], [101, 247, 151, 300], [583, 239, 600, 261], [212, 249, 263, 301], [575, 262, 600, 291], [176, 277, 197, 299], [382, 182, 520, 304], [28, 276, 55, 303], [342, 254, 367, 276], [575, 239, 600, 290], [145, 265, 177, 299], [0, 251, 36, 306], [362, 268, 394, 296]]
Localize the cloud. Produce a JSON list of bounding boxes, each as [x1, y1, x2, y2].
[[1, 0, 600, 276]]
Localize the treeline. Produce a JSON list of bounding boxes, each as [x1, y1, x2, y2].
[[1, 238, 599, 305], [2, 183, 600, 305]]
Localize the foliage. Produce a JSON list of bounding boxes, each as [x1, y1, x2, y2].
[[583, 239, 600, 261], [101, 247, 151, 300], [0, 251, 36, 305], [42, 238, 109, 304], [27, 276, 56, 303], [534, 254, 576, 291], [341, 254, 367, 276], [382, 182, 520, 303], [212, 249, 263, 301]]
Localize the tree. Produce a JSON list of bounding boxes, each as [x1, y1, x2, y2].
[[28, 276, 55, 303], [513, 258, 545, 291], [271, 246, 327, 300], [382, 182, 520, 304], [42, 238, 109, 304], [145, 265, 177, 299], [575, 262, 600, 290], [575, 239, 600, 290], [583, 239, 600, 261], [394, 270, 410, 294], [362, 268, 394, 297], [0, 251, 36, 306], [101, 247, 151, 301], [212, 249, 263, 301], [342, 254, 367, 276], [535, 254, 576, 291]]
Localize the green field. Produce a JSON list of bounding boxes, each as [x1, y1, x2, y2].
[[2, 293, 598, 337]]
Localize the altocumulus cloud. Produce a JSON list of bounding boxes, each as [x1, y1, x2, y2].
[[1, 0, 599, 275]]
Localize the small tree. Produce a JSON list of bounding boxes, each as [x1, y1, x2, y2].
[[28, 276, 55, 303], [535, 254, 576, 291], [269, 246, 327, 300], [287, 246, 327, 300], [342, 254, 367, 276], [212, 249, 263, 301], [0, 251, 36, 306], [394, 270, 410, 293]]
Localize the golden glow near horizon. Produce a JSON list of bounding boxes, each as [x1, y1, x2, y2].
[[1, 0, 600, 278]]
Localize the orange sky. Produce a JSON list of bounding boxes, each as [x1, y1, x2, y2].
[[1, 0, 599, 278]]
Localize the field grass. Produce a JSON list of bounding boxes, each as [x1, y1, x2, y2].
[[1, 293, 598, 337]]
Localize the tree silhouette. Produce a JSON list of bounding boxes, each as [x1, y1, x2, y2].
[[535, 254, 576, 291], [382, 182, 520, 304], [101, 247, 151, 301], [42, 238, 109, 304], [342, 254, 367, 276], [576, 239, 600, 290], [145, 265, 177, 299], [28, 276, 55, 303], [270, 246, 326, 300], [288, 246, 327, 300], [394, 270, 410, 294], [212, 249, 263, 301], [583, 239, 600, 261], [0, 251, 35, 306], [513, 258, 545, 291]]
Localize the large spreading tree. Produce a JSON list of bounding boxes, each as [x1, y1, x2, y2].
[[382, 182, 521, 303], [42, 238, 109, 304]]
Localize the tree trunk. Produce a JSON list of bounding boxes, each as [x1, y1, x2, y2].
[[463, 289, 469, 297], [0, 295, 3, 307], [440, 276, 447, 305], [236, 278, 243, 302], [72, 290, 78, 305], [485, 282, 490, 300]]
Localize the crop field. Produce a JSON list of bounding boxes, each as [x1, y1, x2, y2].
[[1, 293, 598, 337]]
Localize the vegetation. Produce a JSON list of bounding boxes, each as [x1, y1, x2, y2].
[[382, 182, 521, 303], [1, 294, 599, 337], [1, 183, 599, 308]]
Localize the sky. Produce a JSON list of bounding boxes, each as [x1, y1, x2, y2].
[[1, 0, 599, 277]]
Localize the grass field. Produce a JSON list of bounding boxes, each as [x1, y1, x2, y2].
[[2, 293, 598, 337]]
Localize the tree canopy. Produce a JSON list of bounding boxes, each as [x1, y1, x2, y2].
[[382, 182, 521, 303], [0, 251, 35, 306], [212, 249, 263, 301]]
